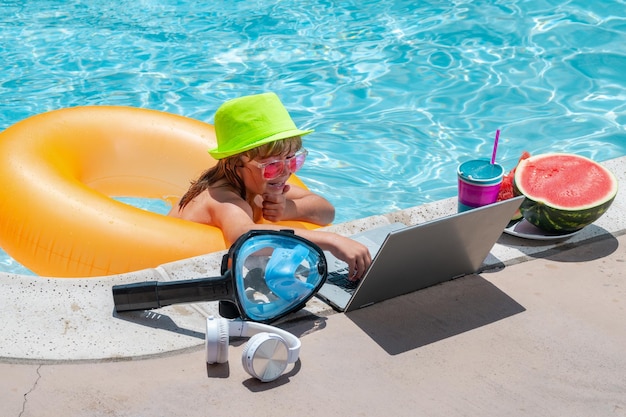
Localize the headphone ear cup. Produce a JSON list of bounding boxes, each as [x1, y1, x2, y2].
[[206, 318, 230, 364], [241, 333, 290, 382]]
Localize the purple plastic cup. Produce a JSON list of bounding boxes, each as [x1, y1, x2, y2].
[[457, 159, 504, 212]]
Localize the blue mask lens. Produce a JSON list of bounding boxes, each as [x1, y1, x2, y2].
[[232, 232, 327, 322]]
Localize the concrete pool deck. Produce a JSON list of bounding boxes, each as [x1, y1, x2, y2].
[[1, 156, 625, 416]]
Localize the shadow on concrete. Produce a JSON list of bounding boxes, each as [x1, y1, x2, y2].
[[498, 224, 619, 263], [528, 232, 620, 263], [113, 309, 205, 340], [346, 275, 525, 355], [113, 309, 327, 344]]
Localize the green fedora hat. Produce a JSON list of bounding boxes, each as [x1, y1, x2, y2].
[[209, 92, 314, 160]]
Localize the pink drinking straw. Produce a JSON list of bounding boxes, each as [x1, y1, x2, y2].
[[491, 129, 500, 164]]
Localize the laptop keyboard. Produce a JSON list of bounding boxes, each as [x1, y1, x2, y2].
[[327, 268, 359, 294], [322, 227, 403, 296]]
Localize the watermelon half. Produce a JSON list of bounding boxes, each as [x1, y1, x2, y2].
[[513, 153, 618, 233]]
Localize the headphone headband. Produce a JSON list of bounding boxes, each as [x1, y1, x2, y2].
[[228, 320, 301, 364]]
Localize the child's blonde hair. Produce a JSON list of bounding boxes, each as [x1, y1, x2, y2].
[[178, 136, 302, 209]]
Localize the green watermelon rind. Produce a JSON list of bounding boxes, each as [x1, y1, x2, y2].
[[513, 153, 618, 233], [517, 195, 616, 233]]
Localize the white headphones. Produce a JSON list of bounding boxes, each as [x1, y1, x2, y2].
[[205, 316, 301, 382]]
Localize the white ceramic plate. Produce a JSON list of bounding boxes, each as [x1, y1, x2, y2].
[[503, 219, 582, 241]]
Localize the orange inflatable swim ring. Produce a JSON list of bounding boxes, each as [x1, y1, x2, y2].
[[0, 106, 318, 278]]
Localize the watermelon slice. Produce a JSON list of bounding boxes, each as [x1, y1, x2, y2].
[[513, 153, 618, 233]]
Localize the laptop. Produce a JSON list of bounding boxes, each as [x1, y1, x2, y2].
[[316, 196, 524, 312]]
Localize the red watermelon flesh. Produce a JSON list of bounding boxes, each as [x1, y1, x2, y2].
[[497, 151, 531, 202], [513, 153, 618, 232], [497, 175, 516, 201], [497, 151, 531, 220]]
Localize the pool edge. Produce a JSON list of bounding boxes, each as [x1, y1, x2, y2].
[[1, 156, 624, 362]]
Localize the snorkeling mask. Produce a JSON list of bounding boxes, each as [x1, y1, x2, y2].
[[112, 230, 328, 323]]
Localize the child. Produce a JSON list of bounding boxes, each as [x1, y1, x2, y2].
[[168, 92, 371, 280]]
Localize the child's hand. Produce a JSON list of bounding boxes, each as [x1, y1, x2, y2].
[[262, 184, 290, 222], [325, 234, 372, 281]]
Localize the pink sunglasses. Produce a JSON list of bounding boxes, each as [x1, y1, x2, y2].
[[248, 149, 308, 180]]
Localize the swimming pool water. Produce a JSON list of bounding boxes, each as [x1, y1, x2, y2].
[[2, 0, 626, 275]]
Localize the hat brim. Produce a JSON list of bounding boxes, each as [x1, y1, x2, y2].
[[208, 128, 314, 160]]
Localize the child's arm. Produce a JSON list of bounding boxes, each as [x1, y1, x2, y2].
[[261, 184, 335, 225], [211, 190, 369, 281], [173, 185, 370, 280]]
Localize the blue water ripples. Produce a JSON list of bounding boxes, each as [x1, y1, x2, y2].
[[1, 0, 626, 274]]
